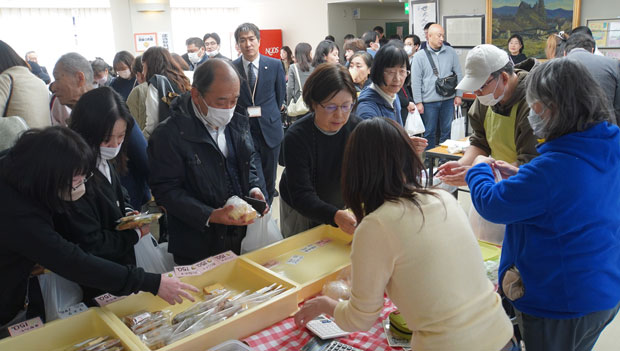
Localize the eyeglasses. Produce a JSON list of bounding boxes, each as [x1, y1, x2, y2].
[[477, 76, 497, 92], [72, 172, 93, 191], [383, 69, 410, 79], [319, 102, 353, 113]]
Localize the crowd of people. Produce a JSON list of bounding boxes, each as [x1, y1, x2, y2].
[[1, 18, 620, 351]]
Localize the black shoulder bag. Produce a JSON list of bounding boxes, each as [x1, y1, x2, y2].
[[424, 49, 457, 97]]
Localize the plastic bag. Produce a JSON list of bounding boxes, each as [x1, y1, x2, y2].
[[468, 206, 505, 245], [224, 196, 257, 221], [37, 272, 83, 322], [450, 105, 465, 140], [241, 212, 283, 254], [135, 234, 175, 274], [405, 108, 425, 136]]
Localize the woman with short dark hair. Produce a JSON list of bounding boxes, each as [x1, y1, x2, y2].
[[294, 117, 513, 350], [507, 34, 526, 65], [466, 59, 620, 351], [312, 40, 340, 67], [0, 127, 196, 331], [109, 51, 136, 101], [279, 63, 359, 237], [348, 51, 372, 93]]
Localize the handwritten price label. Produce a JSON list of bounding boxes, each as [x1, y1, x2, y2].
[[58, 303, 88, 319], [174, 265, 201, 277], [300, 244, 318, 253], [8, 317, 43, 337], [94, 293, 124, 307], [286, 255, 304, 265], [315, 238, 332, 247], [211, 251, 237, 264]]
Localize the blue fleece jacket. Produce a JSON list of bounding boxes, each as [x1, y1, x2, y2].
[[466, 122, 620, 319], [355, 86, 403, 126]]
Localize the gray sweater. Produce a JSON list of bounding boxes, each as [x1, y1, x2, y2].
[[411, 45, 463, 103], [287, 64, 314, 105], [566, 48, 620, 125]]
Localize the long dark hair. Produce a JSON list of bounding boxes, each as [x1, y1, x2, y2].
[[0, 40, 28, 73], [294, 43, 313, 72], [281, 46, 293, 65], [342, 118, 436, 222], [0, 127, 93, 211], [113, 51, 135, 77], [69, 87, 135, 172], [142, 46, 191, 93], [312, 40, 339, 67]]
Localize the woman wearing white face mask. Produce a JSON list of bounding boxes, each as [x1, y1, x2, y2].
[[0, 127, 198, 334], [53, 87, 151, 303], [109, 51, 137, 101]]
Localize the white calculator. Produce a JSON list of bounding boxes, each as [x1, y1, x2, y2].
[[306, 315, 350, 340], [322, 340, 362, 351]]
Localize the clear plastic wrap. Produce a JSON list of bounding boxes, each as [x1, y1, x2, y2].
[[224, 196, 257, 221]]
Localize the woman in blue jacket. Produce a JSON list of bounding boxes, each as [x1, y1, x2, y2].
[[466, 59, 620, 351]]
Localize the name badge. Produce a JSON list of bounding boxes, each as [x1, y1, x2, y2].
[[247, 106, 262, 118]]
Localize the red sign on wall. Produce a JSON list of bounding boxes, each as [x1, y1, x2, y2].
[[259, 29, 283, 59]]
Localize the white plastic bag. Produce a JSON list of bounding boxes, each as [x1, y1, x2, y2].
[[38, 272, 83, 322], [468, 206, 506, 245], [135, 234, 175, 274], [241, 212, 283, 254], [451, 105, 465, 140], [405, 108, 425, 135]]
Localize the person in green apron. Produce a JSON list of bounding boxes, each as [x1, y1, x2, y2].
[[436, 44, 539, 244]]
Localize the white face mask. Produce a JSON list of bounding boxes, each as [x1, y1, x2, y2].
[[100, 144, 122, 160], [118, 69, 131, 79], [60, 181, 86, 201], [196, 97, 235, 128], [188, 51, 202, 64], [96, 75, 107, 87], [206, 49, 219, 57], [477, 77, 506, 106], [404, 45, 413, 56], [527, 106, 547, 138]]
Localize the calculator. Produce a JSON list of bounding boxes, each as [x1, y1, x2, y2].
[[306, 315, 350, 340], [322, 340, 363, 351]]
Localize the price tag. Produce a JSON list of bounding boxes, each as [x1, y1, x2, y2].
[[262, 260, 280, 269], [315, 238, 332, 247], [174, 265, 201, 277], [212, 251, 237, 265], [286, 255, 304, 265], [94, 293, 124, 307], [195, 258, 218, 273], [8, 317, 43, 337], [58, 303, 88, 319], [300, 244, 318, 253]]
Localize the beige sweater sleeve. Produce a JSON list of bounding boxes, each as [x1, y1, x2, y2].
[[334, 216, 397, 332]]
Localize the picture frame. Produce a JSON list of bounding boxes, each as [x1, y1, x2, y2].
[[586, 18, 620, 48], [444, 15, 485, 48], [411, 0, 437, 39], [486, 0, 581, 58], [134, 32, 158, 53]]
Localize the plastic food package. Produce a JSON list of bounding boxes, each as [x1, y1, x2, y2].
[[322, 280, 351, 301], [116, 213, 162, 230], [224, 196, 257, 221], [65, 336, 124, 351]]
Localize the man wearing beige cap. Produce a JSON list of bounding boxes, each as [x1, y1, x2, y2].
[[437, 44, 539, 187]]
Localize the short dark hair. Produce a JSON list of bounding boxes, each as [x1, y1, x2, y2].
[[362, 31, 379, 47], [113, 51, 135, 72], [351, 51, 373, 69], [526, 59, 612, 141], [294, 43, 313, 72], [303, 63, 357, 112], [91, 58, 110, 75], [235, 23, 261, 43], [341, 117, 437, 222], [413, 35, 421, 46], [0, 40, 28, 73], [312, 40, 339, 67], [131, 55, 143, 76], [423, 22, 436, 31], [571, 26, 593, 38], [203, 32, 221, 45], [563, 33, 596, 54], [325, 35, 335, 42], [490, 61, 515, 79], [373, 26, 384, 34], [69, 87, 135, 161], [185, 37, 205, 48], [389, 34, 402, 41], [370, 44, 408, 86], [344, 34, 355, 41], [0, 126, 93, 211], [508, 34, 525, 53], [192, 58, 241, 95]]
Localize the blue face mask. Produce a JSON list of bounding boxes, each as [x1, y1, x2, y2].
[[527, 108, 546, 138]]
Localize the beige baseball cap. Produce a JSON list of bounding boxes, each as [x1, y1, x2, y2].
[[456, 44, 510, 92]]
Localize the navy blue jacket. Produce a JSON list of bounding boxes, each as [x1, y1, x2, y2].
[[233, 55, 286, 148], [355, 86, 403, 126], [120, 121, 151, 209], [466, 122, 620, 319]]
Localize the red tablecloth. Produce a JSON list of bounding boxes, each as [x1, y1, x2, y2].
[[243, 297, 406, 351]]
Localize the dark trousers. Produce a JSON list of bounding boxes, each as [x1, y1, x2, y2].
[[515, 301, 620, 351], [251, 131, 280, 205]]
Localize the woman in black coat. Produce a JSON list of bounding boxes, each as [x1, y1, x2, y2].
[[0, 127, 196, 333]]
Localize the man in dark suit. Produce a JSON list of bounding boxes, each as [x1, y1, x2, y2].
[[233, 23, 286, 204]]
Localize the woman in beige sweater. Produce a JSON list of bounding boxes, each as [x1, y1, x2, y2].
[[295, 117, 513, 350]]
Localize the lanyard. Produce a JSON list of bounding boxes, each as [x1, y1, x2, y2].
[[401, 87, 409, 100]]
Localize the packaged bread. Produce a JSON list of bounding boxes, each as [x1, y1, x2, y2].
[[116, 213, 162, 230], [224, 196, 257, 221]]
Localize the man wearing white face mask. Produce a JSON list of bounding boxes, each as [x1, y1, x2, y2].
[[148, 58, 268, 265], [203, 33, 230, 60], [437, 44, 539, 188], [185, 37, 208, 71]]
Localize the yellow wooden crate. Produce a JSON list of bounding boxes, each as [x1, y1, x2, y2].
[[242, 224, 353, 302], [0, 308, 143, 351], [101, 258, 297, 351]]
